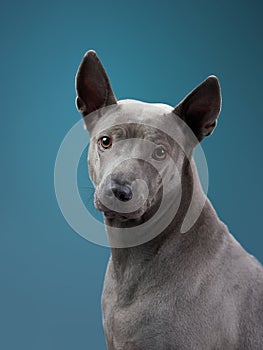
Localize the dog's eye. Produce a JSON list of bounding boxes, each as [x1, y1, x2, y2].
[[152, 146, 167, 160], [98, 136, 112, 150]]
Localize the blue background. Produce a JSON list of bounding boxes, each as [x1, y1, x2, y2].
[[1, 1, 263, 349]]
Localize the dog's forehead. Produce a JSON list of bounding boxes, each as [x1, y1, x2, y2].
[[117, 100, 174, 119], [86, 100, 177, 136]]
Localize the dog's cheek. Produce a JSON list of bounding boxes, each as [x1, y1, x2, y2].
[[145, 174, 162, 207], [87, 153, 99, 185]]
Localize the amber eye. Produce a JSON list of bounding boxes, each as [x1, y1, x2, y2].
[[152, 146, 167, 160], [98, 136, 112, 150]]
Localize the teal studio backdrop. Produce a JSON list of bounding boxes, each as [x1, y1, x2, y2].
[[1, 0, 263, 349]]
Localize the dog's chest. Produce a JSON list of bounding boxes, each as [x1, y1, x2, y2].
[[101, 260, 174, 349], [101, 256, 241, 350], [102, 282, 171, 349]]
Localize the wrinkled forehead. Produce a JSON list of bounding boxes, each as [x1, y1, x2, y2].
[[84, 100, 179, 138]]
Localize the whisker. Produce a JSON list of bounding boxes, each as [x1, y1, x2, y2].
[[79, 185, 95, 191]]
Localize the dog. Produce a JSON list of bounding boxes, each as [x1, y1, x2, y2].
[[75, 50, 263, 349]]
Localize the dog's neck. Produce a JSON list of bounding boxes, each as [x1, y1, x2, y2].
[[105, 156, 223, 279]]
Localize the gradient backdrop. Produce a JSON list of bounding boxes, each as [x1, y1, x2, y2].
[[1, 1, 263, 349]]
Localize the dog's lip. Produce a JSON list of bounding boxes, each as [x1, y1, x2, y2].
[[104, 210, 130, 220], [94, 196, 146, 221], [103, 208, 143, 220]]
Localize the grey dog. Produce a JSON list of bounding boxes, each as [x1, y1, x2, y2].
[[75, 50, 263, 349]]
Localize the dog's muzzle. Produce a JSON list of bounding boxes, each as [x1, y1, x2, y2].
[[94, 176, 150, 221]]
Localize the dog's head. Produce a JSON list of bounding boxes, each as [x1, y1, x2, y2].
[[75, 51, 221, 227]]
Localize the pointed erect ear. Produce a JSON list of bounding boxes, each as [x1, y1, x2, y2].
[[173, 76, 222, 142], [75, 50, 117, 116]]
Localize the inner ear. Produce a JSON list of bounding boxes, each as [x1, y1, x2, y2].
[[75, 50, 117, 116], [173, 76, 222, 142]]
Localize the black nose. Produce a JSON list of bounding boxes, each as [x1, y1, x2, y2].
[[110, 180, 133, 202]]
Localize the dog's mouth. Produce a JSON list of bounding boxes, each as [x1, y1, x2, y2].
[[93, 188, 163, 225], [104, 209, 144, 221], [95, 199, 146, 222]]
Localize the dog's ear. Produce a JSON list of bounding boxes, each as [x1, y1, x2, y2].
[[173, 76, 221, 142], [75, 50, 117, 116]]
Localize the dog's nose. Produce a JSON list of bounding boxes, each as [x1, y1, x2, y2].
[[110, 180, 133, 202]]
